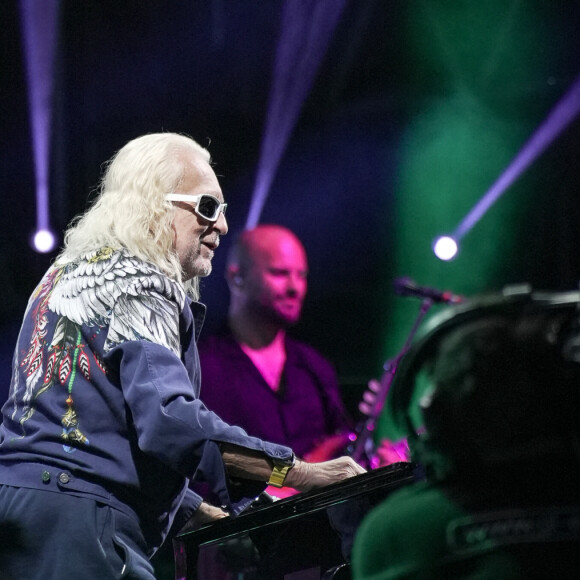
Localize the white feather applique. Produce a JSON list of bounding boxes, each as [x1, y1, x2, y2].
[[16, 248, 185, 444], [49, 248, 185, 357]]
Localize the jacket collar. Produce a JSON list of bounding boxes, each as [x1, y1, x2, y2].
[[186, 298, 207, 342]]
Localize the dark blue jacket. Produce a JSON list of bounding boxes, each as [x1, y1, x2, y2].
[[0, 248, 293, 554]]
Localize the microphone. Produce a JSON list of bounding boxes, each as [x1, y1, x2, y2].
[[393, 277, 463, 304]]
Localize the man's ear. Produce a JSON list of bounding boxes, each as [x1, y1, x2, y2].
[[226, 266, 244, 291]]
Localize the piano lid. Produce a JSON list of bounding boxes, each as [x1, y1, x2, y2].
[[174, 462, 419, 580]]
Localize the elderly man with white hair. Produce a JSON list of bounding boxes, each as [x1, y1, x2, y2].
[[0, 133, 364, 579]]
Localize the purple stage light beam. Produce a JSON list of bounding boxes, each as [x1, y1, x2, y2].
[[20, 0, 60, 252], [245, 0, 348, 230], [454, 72, 580, 241]]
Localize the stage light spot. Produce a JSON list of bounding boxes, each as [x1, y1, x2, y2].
[[32, 229, 56, 253], [433, 236, 458, 261]]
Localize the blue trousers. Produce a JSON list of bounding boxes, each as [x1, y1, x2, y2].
[[0, 485, 157, 579]]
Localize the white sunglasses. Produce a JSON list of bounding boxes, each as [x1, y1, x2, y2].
[[165, 193, 227, 223]]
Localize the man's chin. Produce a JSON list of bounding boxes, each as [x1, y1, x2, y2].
[[189, 259, 213, 279], [275, 310, 301, 327]]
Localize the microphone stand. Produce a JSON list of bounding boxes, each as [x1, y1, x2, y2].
[[348, 298, 434, 467]]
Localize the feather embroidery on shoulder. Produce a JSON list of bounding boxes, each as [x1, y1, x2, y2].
[[16, 248, 186, 446]]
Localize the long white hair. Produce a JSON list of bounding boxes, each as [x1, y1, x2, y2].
[[55, 133, 211, 299]]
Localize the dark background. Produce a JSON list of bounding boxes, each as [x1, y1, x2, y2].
[[2, 1, 580, 418]]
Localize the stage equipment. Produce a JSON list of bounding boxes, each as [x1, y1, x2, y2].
[[386, 283, 580, 473], [347, 277, 457, 465]]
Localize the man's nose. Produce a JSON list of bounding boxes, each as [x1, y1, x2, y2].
[[287, 273, 305, 294], [214, 212, 228, 235]]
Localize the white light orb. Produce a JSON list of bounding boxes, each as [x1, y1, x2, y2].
[[433, 236, 458, 261], [33, 229, 56, 253]]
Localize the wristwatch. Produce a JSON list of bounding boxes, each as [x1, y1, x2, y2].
[[267, 454, 296, 488]]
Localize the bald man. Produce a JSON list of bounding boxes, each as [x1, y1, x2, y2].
[[199, 225, 353, 470]]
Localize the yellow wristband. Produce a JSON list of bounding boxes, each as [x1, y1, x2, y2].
[[267, 464, 291, 488]]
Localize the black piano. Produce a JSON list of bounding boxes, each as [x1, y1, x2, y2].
[[173, 462, 418, 580]]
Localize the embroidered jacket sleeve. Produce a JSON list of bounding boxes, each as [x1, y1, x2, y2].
[[100, 259, 293, 514]]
